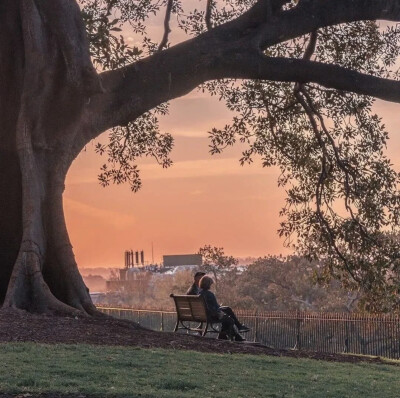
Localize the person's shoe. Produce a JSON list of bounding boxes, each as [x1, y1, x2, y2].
[[234, 334, 246, 342], [238, 325, 251, 333]]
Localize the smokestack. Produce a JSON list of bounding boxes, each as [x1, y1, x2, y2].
[[135, 251, 139, 265]]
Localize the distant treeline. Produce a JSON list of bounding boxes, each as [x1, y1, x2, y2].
[[94, 255, 363, 313]]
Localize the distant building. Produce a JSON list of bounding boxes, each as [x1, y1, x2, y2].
[[163, 254, 202, 267], [105, 252, 203, 292]]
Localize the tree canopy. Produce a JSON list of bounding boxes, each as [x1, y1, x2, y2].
[[79, 0, 400, 310], [2, 0, 400, 313]]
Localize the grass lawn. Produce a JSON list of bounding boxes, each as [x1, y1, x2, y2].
[[0, 343, 399, 397]]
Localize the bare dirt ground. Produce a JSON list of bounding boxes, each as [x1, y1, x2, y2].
[[0, 308, 396, 363], [0, 308, 397, 398]]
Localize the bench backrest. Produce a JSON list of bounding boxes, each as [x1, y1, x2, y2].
[[170, 294, 208, 322]]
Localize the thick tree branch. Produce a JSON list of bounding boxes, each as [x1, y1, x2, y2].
[[83, 34, 219, 144], [222, 54, 400, 103], [227, 0, 289, 30], [256, 0, 400, 49], [80, 0, 400, 149]]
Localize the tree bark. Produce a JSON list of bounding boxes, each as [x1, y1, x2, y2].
[[0, 0, 99, 314]]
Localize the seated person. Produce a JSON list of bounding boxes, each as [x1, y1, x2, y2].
[[198, 275, 249, 341], [186, 271, 206, 295]]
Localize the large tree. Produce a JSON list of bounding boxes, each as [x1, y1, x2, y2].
[[2, 0, 400, 314]]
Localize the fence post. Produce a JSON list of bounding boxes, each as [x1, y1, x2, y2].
[[254, 310, 259, 343], [296, 310, 302, 350], [345, 320, 349, 353]]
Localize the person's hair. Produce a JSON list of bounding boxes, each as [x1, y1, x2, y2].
[[199, 275, 213, 290]]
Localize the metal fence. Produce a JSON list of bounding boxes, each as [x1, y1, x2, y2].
[[98, 307, 400, 360]]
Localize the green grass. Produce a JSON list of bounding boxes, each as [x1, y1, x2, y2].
[[0, 343, 399, 397]]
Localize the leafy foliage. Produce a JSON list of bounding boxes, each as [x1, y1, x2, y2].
[[198, 245, 238, 291], [218, 255, 360, 312], [199, 245, 238, 269], [205, 22, 400, 310], [80, 0, 400, 309], [95, 108, 173, 191], [81, 0, 178, 190]]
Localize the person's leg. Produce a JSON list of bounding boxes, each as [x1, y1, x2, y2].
[[218, 314, 246, 341], [218, 314, 235, 340], [220, 306, 241, 328], [220, 306, 250, 332]]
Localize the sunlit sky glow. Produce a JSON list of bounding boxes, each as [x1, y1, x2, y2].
[[67, 6, 400, 268], [65, 92, 400, 268], [66, 91, 290, 267]]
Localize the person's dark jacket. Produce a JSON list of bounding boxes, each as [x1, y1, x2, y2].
[[186, 283, 200, 295], [199, 289, 222, 320]]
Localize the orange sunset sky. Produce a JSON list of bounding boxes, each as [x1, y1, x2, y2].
[[66, 91, 289, 267], [65, 96, 400, 268], [66, 9, 400, 269]]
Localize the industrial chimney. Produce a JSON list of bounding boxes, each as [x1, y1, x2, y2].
[[140, 250, 144, 265]]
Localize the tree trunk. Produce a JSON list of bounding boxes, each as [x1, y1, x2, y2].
[[0, 0, 100, 314]]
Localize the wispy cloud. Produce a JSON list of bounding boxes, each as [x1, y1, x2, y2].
[[140, 157, 276, 180], [64, 197, 136, 229], [68, 157, 276, 185]]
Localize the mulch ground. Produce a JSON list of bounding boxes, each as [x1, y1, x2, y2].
[[0, 308, 397, 398], [0, 308, 396, 363]]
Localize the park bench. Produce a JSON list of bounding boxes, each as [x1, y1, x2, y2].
[[170, 294, 221, 336]]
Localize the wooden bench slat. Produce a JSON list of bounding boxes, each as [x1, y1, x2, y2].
[[189, 302, 207, 318]]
